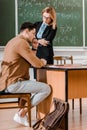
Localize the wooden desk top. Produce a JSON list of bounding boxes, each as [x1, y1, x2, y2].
[[42, 64, 87, 71]]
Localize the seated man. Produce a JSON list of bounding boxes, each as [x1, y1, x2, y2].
[[0, 22, 51, 126]]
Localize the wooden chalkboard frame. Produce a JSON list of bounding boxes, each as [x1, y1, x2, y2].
[[85, 0, 87, 46]]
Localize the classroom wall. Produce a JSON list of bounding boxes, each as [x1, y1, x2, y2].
[[54, 48, 87, 64], [0, 47, 87, 64]]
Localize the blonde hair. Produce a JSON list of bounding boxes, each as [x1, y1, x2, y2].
[[42, 7, 57, 29]]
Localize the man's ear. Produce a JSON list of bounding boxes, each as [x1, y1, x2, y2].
[[26, 28, 29, 33]]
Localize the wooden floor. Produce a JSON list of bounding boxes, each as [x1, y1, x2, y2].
[[0, 99, 87, 130], [69, 98, 87, 130]]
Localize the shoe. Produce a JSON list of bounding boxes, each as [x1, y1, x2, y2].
[[13, 113, 29, 126]]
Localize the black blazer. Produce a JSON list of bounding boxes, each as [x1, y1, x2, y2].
[[34, 21, 57, 64]]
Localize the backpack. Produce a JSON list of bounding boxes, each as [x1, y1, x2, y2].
[[32, 98, 69, 130]]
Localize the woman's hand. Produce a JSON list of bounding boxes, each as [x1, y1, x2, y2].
[[38, 39, 49, 46]]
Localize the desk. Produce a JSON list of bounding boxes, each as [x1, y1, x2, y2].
[[36, 64, 87, 130]]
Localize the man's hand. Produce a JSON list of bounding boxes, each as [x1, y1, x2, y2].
[[41, 58, 47, 65], [32, 38, 38, 50]]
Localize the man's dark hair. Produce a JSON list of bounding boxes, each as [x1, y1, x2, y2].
[[20, 22, 35, 32]]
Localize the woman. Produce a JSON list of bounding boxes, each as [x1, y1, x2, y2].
[[34, 6, 57, 64]]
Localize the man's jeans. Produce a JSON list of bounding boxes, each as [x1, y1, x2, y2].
[[6, 80, 51, 107]]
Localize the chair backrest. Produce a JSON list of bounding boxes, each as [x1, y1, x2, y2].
[[53, 55, 73, 65]]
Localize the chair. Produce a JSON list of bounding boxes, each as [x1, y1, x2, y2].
[[0, 91, 31, 127], [53, 55, 73, 64], [53, 55, 82, 114]]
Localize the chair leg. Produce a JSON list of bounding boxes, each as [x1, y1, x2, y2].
[[18, 98, 27, 107], [72, 99, 74, 110], [27, 95, 31, 127], [79, 98, 82, 114], [36, 106, 41, 120]]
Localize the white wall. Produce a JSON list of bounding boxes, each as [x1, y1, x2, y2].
[[0, 47, 87, 64], [54, 47, 87, 64]]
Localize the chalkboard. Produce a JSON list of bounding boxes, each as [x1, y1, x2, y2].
[[18, 0, 83, 47], [0, 0, 15, 46]]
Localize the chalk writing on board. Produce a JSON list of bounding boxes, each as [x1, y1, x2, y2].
[[18, 0, 83, 46]]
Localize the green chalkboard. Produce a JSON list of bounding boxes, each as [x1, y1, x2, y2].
[[0, 0, 15, 46], [18, 0, 83, 47]]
